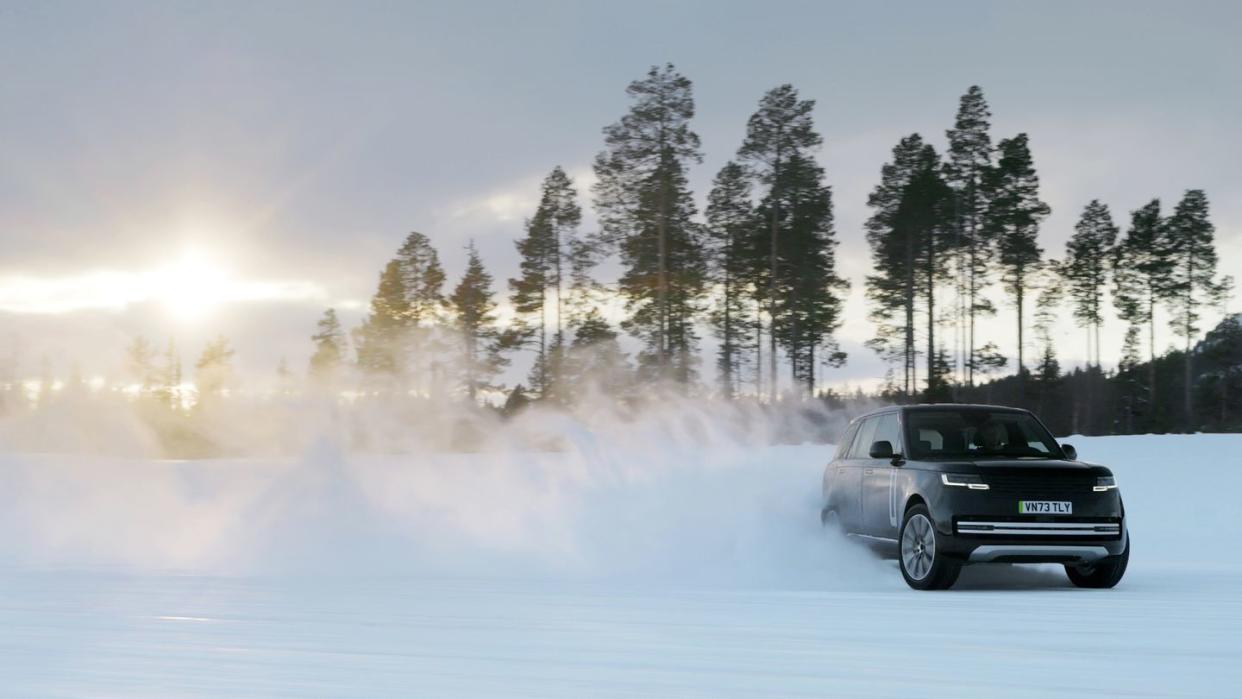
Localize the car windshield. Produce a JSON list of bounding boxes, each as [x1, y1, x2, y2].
[[904, 409, 1062, 460]]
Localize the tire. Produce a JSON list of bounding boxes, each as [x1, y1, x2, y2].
[[899, 504, 961, 590], [1065, 536, 1130, 589]]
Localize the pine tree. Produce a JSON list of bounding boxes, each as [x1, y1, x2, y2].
[[449, 242, 508, 401], [511, 213, 550, 394], [1160, 189, 1223, 430], [944, 86, 996, 386], [159, 338, 182, 410], [592, 64, 706, 384], [395, 232, 446, 324], [1117, 324, 1144, 433], [125, 336, 159, 391], [761, 152, 848, 394], [1198, 312, 1241, 430], [984, 134, 1049, 382], [1032, 264, 1064, 417], [395, 232, 447, 394], [510, 167, 586, 399], [194, 336, 235, 400], [564, 308, 631, 400], [737, 84, 824, 399], [865, 136, 953, 399], [866, 134, 929, 396], [1062, 200, 1119, 368], [1113, 199, 1170, 424], [898, 148, 954, 399], [309, 308, 346, 384], [354, 260, 409, 381], [704, 161, 757, 398]]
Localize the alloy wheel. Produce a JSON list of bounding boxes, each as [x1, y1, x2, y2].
[[901, 513, 936, 581]]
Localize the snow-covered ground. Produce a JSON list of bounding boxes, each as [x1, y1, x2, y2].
[[2, 430, 1240, 697]]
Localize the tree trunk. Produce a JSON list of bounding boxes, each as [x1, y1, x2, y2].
[[1016, 277, 1026, 399], [1148, 294, 1157, 425], [808, 343, 816, 396], [722, 246, 733, 399], [904, 228, 916, 398], [768, 141, 783, 402], [1185, 323, 1194, 433], [554, 222, 563, 345], [768, 193, 779, 401], [657, 174, 669, 376], [966, 192, 978, 388], [538, 293, 547, 398], [755, 303, 763, 396]]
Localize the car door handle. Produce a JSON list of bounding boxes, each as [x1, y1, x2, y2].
[[864, 468, 875, 475]]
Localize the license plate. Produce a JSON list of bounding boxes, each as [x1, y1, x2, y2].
[[1019, 500, 1072, 514]]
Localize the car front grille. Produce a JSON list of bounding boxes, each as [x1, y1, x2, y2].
[[982, 474, 1095, 495]]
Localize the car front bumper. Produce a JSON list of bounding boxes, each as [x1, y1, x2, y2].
[[934, 521, 1128, 563], [926, 488, 1128, 564]]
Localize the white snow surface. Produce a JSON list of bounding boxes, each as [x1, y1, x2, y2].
[[2, 428, 1240, 697]]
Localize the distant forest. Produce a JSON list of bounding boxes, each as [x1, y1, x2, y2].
[[5, 65, 1239, 440]]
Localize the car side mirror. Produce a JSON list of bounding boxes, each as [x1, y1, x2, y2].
[[1061, 443, 1077, 460], [869, 440, 894, 459]]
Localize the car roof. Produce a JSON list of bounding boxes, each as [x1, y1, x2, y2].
[[850, 403, 1032, 422]]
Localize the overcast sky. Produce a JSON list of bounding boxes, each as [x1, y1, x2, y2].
[[0, 0, 1238, 388]]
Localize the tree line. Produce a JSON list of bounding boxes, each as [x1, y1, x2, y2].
[[863, 85, 1232, 433], [12, 67, 1232, 436], [327, 66, 851, 408]]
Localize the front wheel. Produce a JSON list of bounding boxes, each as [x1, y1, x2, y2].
[[899, 505, 961, 590], [1065, 536, 1130, 588]]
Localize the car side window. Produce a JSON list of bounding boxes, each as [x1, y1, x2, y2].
[[835, 422, 860, 460], [918, 428, 943, 450], [873, 413, 902, 456], [848, 417, 879, 459]]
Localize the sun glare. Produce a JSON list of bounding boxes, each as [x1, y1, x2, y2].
[[148, 250, 232, 322]]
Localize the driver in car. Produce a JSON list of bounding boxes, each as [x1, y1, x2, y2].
[[976, 420, 1009, 453]]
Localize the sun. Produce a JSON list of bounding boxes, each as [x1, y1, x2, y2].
[[147, 250, 233, 322]]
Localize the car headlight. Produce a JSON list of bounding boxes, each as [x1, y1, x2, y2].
[[941, 473, 990, 490], [1093, 476, 1118, 492]]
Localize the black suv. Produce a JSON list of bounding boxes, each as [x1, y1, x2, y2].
[[821, 404, 1129, 590]]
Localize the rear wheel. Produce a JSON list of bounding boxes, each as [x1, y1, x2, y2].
[[899, 505, 961, 590], [1065, 536, 1130, 588]]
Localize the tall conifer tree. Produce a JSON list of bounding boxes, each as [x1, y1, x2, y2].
[[593, 64, 706, 384], [510, 167, 585, 399], [309, 308, 346, 384], [450, 243, 508, 401], [944, 86, 996, 386], [1160, 189, 1223, 429], [737, 84, 823, 399], [1113, 199, 1170, 422], [354, 260, 409, 381], [704, 161, 757, 398], [866, 134, 928, 395], [761, 151, 847, 394], [1062, 200, 1119, 368], [865, 137, 953, 399], [898, 148, 955, 399], [984, 134, 1049, 381], [395, 231, 447, 394]]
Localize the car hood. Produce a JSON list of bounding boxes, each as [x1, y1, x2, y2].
[[916, 459, 1113, 477]]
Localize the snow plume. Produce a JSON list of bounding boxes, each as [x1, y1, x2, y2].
[[0, 393, 888, 588]]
